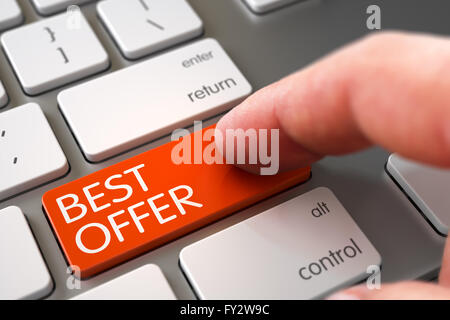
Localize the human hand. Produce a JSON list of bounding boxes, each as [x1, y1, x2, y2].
[[216, 31, 450, 299]]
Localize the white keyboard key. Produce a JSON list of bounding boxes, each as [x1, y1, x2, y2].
[[387, 154, 450, 235], [0, 81, 8, 108], [0, 103, 69, 201], [0, 206, 53, 300], [71, 264, 176, 300], [1, 12, 109, 95], [58, 38, 251, 162], [32, 0, 92, 15], [0, 0, 23, 31], [180, 187, 381, 300], [98, 0, 203, 59], [244, 0, 301, 13]]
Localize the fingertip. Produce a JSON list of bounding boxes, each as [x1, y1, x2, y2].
[[215, 89, 323, 174]]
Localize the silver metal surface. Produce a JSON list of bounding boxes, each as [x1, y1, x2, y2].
[[387, 154, 450, 236], [0, 0, 448, 299]]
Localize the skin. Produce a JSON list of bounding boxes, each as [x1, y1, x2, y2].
[[215, 31, 450, 300]]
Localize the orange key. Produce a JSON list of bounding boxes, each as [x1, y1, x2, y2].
[[43, 125, 310, 278]]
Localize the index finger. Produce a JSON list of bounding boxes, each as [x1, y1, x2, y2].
[[216, 31, 450, 173]]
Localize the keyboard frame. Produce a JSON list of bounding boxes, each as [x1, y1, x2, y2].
[[0, 0, 447, 299]]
